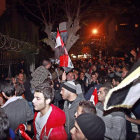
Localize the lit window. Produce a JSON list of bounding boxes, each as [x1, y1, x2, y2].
[[120, 23, 128, 26], [115, 25, 118, 31], [135, 24, 138, 27]]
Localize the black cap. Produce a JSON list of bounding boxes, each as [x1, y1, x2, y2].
[[76, 113, 105, 140]]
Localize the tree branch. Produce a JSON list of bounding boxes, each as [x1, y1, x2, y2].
[[37, 0, 47, 24], [44, 23, 55, 50], [18, 0, 46, 24]]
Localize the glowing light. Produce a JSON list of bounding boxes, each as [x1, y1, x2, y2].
[[92, 29, 97, 34]]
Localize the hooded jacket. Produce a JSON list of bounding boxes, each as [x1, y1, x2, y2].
[[33, 104, 67, 140]]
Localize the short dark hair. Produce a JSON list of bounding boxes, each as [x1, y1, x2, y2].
[[68, 72, 75, 79], [15, 82, 25, 96], [113, 77, 121, 83], [104, 76, 112, 83], [100, 82, 112, 95], [17, 72, 24, 76], [97, 76, 105, 84], [123, 65, 130, 71], [1, 80, 15, 97], [79, 101, 96, 114], [42, 59, 51, 67], [0, 108, 10, 140], [35, 78, 54, 104], [91, 72, 96, 76]]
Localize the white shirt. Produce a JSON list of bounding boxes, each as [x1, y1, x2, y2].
[[35, 106, 52, 140]]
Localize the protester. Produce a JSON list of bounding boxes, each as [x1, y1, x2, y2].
[[17, 78, 67, 140], [0, 108, 15, 140], [24, 75, 34, 113], [70, 113, 105, 140], [0, 80, 33, 131], [88, 72, 97, 89], [121, 65, 130, 78], [75, 101, 96, 118], [112, 76, 122, 87], [30, 59, 52, 89], [84, 76, 105, 100], [125, 99, 140, 140], [96, 83, 126, 140], [60, 81, 85, 139]]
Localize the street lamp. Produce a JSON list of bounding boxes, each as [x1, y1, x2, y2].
[[92, 29, 97, 34]]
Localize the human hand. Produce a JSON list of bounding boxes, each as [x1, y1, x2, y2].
[[20, 131, 32, 140], [0, 97, 4, 106], [15, 124, 26, 133], [125, 115, 130, 121], [62, 71, 66, 81]]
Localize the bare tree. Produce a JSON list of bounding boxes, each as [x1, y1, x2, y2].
[[18, 0, 93, 52]]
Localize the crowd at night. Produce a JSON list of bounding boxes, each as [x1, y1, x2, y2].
[[0, 0, 140, 140], [0, 54, 140, 140]]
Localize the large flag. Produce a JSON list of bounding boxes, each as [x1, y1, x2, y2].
[[104, 58, 140, 111], [55, 29, 64, 48], [90, 88, 98, 105], [55, 30, 74, 72], [55, 29, 65, 61]]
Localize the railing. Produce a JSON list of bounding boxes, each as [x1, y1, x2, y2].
[[0, 51, 23, 78]]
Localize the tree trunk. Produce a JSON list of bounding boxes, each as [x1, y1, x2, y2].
[[44, 23, 55, 50], [65, 17, 80, 51]]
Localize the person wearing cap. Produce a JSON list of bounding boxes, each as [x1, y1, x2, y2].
[[54, 71, 84, 109], [63, 71, 83, 95], [70, 113, 105, 140], [60, 81, 85, 139]]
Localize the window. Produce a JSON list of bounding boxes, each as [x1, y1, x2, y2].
[[135, 24, 138, 27]]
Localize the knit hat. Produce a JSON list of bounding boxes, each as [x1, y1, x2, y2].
[[76, 113, 105, 140], [61, 81, 76, 93]]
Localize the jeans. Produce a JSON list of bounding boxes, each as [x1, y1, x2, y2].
[[60, 32, 68, 43]]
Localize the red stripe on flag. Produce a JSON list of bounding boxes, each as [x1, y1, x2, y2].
[[93, 88, 98, 105], [60, 55, 68, 67], [56, 29, 64, 47]]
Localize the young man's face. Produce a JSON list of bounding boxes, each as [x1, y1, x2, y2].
[[70, 121, 86, 140], [32, 92, 47, 111], [60, 87, 70, 100], [91, 74, 97, 82], [75, 106, 83, 118], [67, 72, 74, 81], [121, 70, 128, 78], [46, 63, 52, 69], [80, 72, 84, 79], [18, 73, 24, 81], [98, 87, 106, 103], [112, 79, 117, 87]]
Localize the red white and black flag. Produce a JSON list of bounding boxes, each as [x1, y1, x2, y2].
[[55, 29, 74, 72], [104, 58, 140, 111]]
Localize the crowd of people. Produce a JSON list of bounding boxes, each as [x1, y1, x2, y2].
[[0, 54, 140, 140]]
